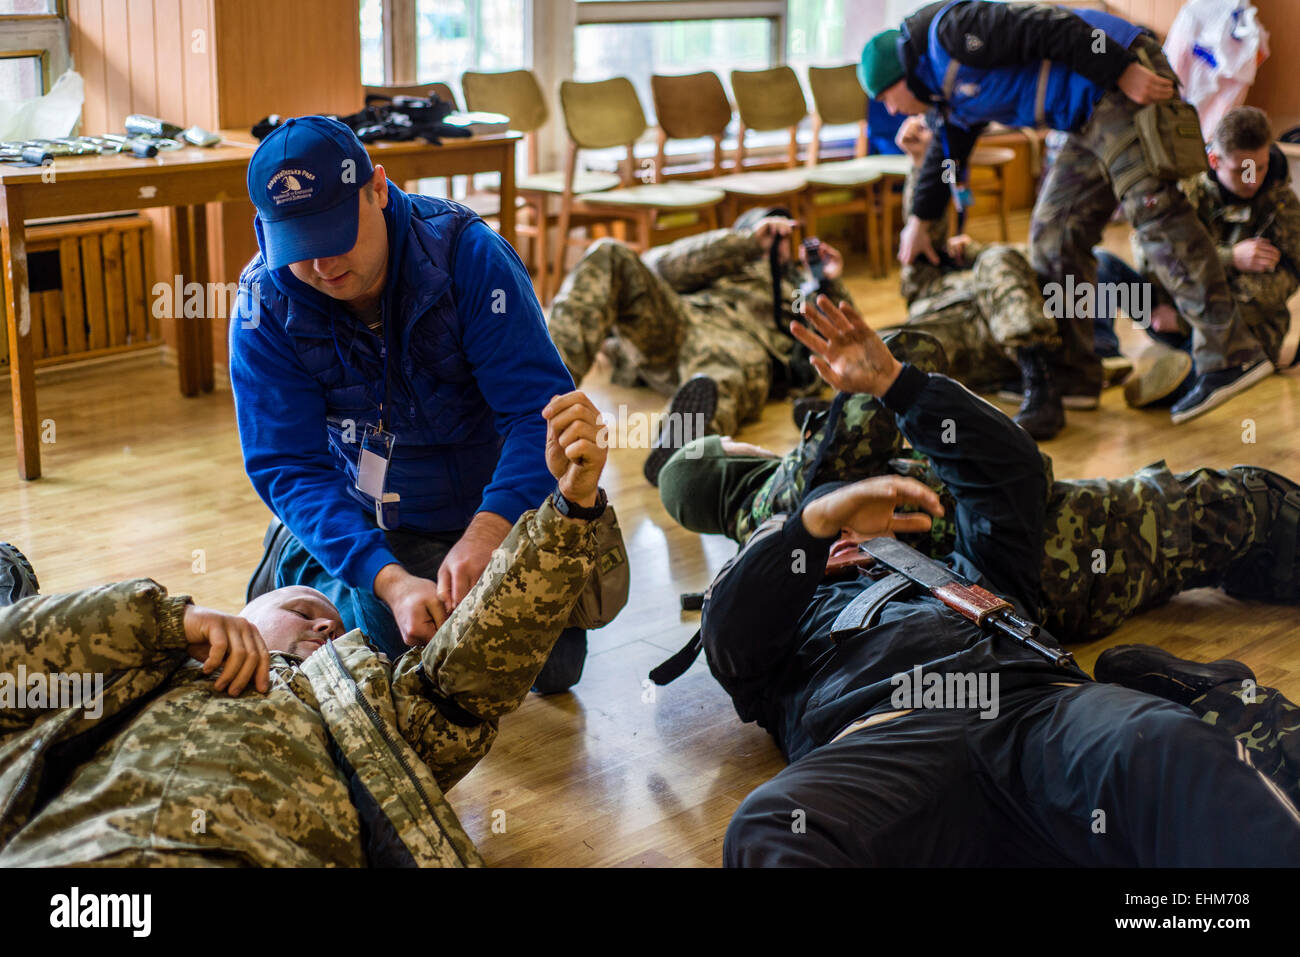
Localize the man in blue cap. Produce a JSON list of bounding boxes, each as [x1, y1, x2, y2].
[[229, 115, 591, 692], [860, 1, 1276, 426]]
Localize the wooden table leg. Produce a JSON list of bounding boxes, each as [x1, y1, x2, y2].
[[498, 140, 517, 251], [172, 204, 214, 396], [1, 187, 40, 480], [192, 204, 214, 393]]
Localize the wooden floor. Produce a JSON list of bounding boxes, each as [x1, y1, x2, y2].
[[2, 209, 1298, 867]]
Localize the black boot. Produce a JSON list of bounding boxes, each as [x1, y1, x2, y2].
[[0, 543, 39, 607], [1095, 644, 1255, 706], [1013, 347, 1065, 441]]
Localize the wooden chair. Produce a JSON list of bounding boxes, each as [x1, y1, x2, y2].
[[651, 71, 808, 228], [805, 65, 869, 164], [462, 68, 621, 287], [550, 77, 726, 303], [729, 66, 808, 171], [966, 145, 1017, 240]]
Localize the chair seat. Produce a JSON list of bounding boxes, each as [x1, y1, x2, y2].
[[518, 169, 624, 195], [827, 154, 914, 178], [970, 146, 1017, 167], [577, 182, 726, 209], [694, 169, 808, 196], [804, 161, 885, 188]]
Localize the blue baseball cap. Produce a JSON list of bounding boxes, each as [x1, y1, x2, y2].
[[247, 115, 376, 270]]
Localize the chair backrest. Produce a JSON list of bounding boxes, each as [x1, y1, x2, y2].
[[558, 77, 648, 150], [364, 82, 460, 110], [807, 65, 867, 126], [730, 66, 807, 132], [650, 71, 733, 178], [651, 71, 732, 140], [461, 69, 549, 132]]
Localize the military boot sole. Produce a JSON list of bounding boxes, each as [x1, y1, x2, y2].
[[1124, 351, 1194, 409], [644, 374, 719, 487], [0, 542, 39, 606]]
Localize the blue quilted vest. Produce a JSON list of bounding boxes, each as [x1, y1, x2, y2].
[[250, 186, 502, 531], [917, 0, 1145, 133]]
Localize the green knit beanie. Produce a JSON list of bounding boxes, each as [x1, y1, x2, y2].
[[860, 29, 904, 99]]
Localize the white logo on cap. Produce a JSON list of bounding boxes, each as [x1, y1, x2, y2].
[[267, 167, 318, 206]]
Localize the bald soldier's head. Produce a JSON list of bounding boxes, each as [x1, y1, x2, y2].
[[240, 585, 345, 659]]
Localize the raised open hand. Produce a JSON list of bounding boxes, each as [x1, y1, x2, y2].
[[790, 295, 903, 397]]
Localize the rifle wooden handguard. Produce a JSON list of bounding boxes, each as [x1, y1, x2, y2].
[[933, 582, 1011, 624]]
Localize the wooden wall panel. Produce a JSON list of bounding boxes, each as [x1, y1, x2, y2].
[[67, 0, 360, 369], [212, 0, 363, 127], [1247, 0, 1300, 136], [1104, 0, 1184, 37]]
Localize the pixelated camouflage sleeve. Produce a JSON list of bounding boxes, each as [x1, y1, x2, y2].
[[0, 580, 191, 734], [388, 500, 602, 782], [644, 228, 764, 293]]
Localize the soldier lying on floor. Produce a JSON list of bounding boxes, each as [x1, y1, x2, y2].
[[659, 327, 1299, 646], [0, 390, 623, 867], [681, 296, 1300, 865], [545, 209, 852, 486]]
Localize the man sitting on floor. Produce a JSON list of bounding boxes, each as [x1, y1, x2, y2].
[[546, 210, 853, 484], [1095, 106, 1300, 409], [0, 391, 621, 867], [692, 296, 1300, 865]]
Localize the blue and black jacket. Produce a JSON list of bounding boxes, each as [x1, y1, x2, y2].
[[229, 183, 573, 592], [901, 0, 1145, 221]]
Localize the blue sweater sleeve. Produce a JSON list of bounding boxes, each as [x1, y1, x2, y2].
[[229, 279, 398, 592], [451, 221, 575, 522]]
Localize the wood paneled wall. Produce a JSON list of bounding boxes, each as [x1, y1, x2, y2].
[[66, 0, 362, 366]]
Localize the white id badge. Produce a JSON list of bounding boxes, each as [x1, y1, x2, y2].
[[356, 427, 396, 501]]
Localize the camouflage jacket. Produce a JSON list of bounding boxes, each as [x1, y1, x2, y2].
[[641, 228, 855, 362], [0, 500, 621, 867], [1136, 146, 1300, 344]]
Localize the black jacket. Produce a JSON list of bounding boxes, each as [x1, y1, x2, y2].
[[701, 366, 1088, 762]]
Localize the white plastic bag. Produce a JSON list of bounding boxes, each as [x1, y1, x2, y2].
[[1164, 0, 1269, 141], [0, 70, 85, 142]]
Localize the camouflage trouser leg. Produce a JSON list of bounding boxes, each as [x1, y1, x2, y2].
[[1038, 462, 1257, 642], [676, 319, 772, 437], [546, 238, 688, 385], [1233, 274, 1293, 366], [971, 245, 1060, 352], [1031, 36, 1263, 377], [898, 311, 1018, 391], [1190, 683, 1300, 809]]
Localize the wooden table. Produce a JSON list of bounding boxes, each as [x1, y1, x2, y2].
[[1, 129, 519, 480]]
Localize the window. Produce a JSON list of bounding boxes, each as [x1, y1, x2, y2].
[[361, 0, 384, 87], [415, 0, 526, 99], [0, 0, 58, 14], [574, 18, 772, 122], [0, 50, 43, 101]]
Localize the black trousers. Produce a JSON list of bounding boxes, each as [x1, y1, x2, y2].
[[725, 683, 1300, 867]]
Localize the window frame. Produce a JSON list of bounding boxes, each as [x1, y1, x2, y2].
[[0, 47, 49, 96]]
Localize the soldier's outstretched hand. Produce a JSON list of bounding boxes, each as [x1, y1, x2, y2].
[[542, 391, 608, 508], [791, 295, 903, 398], [184, 604, 271, 696]]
